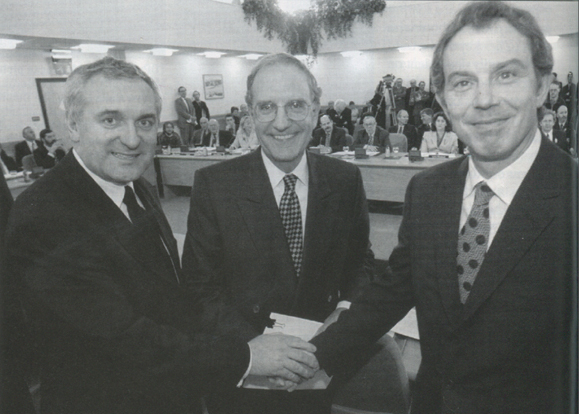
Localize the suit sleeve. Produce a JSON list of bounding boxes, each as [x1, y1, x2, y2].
[[311, 174, 416, 375], [6, 197, 250, 392], [182, 169, 260, 342], [175, 99, 193, 122], [33, 146, 56, 169]]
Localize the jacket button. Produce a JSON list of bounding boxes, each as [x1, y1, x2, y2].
[[252, 304, 260, 314], [327, 295, 333, 302]]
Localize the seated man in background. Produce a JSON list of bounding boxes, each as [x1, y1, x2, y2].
[[204, 118, 233, 148], [156, 121, 182, 147], [352, 115, 392, 153], [416, 108, 434, 150], [192, 117, 211, 147], [539, 109, 569, 153], [14, 126, 42, 168], [182, 52, 374, 414], [0, 143, 18, 173], [224, 113, 238, 136], [310, 114, 347, 153], [34, 128, 65, 169], [5, 56, 317, 414], [389, 109, 418, 150]]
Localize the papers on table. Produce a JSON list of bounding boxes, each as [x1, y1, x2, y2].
[[243, 313, 332, 390]]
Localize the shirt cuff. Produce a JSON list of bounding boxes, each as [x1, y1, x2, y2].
[[237, 343, 253, 387], [336, 300, 351, 310]]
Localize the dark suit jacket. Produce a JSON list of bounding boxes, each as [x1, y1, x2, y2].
[[192, 100, 210, 124], [182, 150, 372, 341], [175, 97, 196, 130], [313, 139, 576, 413], [310, 127, 347, 152], [327, 107, 354, 135], [14, 140, 42, 168], [5, 153, 249, 414], [193, 128, 211, 147], [202, 130, 233, 148], [1, 149, 18, 171], [352, 126, 392, 153], [389, 124, 419, 150], [33, 141, 64, 169], [542, 129, 570, 153]]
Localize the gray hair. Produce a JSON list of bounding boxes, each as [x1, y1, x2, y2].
[[64, 56, 162, 125], [431, 1, 552, 101], [245, 53, 322, 107]]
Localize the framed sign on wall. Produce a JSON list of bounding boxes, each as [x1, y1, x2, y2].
[[203, 74, 224, 100]]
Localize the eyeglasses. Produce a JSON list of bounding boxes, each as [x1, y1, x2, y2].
[[253, 100, 311, 123]]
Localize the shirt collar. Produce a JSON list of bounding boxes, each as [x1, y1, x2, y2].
[[261, 149, 309, 189], [73, 149, 133, 210], [465, 128, 541, 206]]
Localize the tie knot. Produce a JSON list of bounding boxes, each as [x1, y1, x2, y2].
[[283, 174, 298, 191], [474, 182, 494, 206]]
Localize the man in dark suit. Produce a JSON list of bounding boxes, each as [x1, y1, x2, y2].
[[182, 52, 373, 414], [310, 114, 347, 153], [33, 128, 65, 169], [192, 90, 210, 128], [540, 109, 569, 153], [0, 143, 18, 173], [544, 81, 565, 112], [14, 126, 42, 168], [352, 115, 392, 153], [311, 2, 576, 413], [554, 105, 576, 155], [561, 72, 577, 126], [204, 119, 233, 147], [5, 56, 318, 414], [389, 109, 418, 150], [175, 86, 196, 144], [192, 117, 211, 147]]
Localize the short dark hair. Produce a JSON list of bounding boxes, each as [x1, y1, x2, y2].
[[64, 56, 161, 125], [245, 53, 322, 107], [420, 108, 434, 117], [162, 122, 174, 133], [538, 107, 556, 123], [178, 86, 186, 92], [431, 1, 552, 100], [39, 129, 52, 139]]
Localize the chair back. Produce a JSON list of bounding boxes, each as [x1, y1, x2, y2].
[[332, 333, 410, 414], [389, 134, 408, 152], [21, 154, 37, 171]]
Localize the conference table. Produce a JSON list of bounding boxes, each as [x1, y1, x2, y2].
[[156, 150, 455, 202]]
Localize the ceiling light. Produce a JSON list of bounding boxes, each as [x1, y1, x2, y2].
[[198, 51, 226, 59], [340, 50, 363, 58], [238, 53, 263, 60], [0, 38, 23, 49], [73, 44, 113, 54], [145, 48, 179, 56], [51, 49, 72, 59], [397, 46, 422, 53], [546, 36, 560, 44]]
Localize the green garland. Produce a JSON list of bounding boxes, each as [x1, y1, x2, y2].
[[242, 0, 386, 57]]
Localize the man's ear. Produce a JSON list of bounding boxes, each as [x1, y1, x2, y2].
[[536, 74, 551, 108], [67, 118, 81, 143]]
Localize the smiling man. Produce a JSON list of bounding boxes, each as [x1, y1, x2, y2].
[[311, 2, 576, 413], [5, 57, 318, 414], [182, 53, 374, 414]]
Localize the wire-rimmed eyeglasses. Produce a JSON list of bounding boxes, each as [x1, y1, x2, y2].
[[253, 100, 312, 123]]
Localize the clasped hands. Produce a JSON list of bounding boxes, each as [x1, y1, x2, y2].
[[248, 333, 319, 391]]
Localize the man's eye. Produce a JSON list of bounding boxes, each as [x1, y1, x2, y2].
[[453, 80, 471, 90], [498, 71, 516, 81], [102, 118, 117, 126], [137, 119, 155, 130], [288, 101, 306, 109], [258, 103, 275, 112]]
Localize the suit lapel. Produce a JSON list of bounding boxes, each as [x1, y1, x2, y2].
[[462, 141, 561, 321], [435, 158, 468, 330]]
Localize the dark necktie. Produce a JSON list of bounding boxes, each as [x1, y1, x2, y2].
[[325, 131, 331, 147], [123, 186, 179, 283], [279, 174, 303, 276], [457, 182, 495, 303]]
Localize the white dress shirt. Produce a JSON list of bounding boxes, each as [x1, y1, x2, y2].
[[460, 129, 541, 249]]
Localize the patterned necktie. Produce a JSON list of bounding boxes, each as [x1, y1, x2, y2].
[[457, 182, 495, 303], [279, 174, 303, 276]]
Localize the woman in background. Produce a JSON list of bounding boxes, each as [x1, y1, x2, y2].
[[229, 115, 258, 150], [420, 112, 458, 154], [157, 122, 182, 147]]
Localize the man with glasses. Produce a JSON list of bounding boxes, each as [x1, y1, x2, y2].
[[182, 53, 374, 414]]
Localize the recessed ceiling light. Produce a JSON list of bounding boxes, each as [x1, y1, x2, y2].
[[546, 36, 560, 44], [144, 48, 179, 56], [72, 44, 113, 54], [0, 39, 23, 49], [238, 53, 263, 60], [198, 51, 226, 59], [340, 51, 363, 58]]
